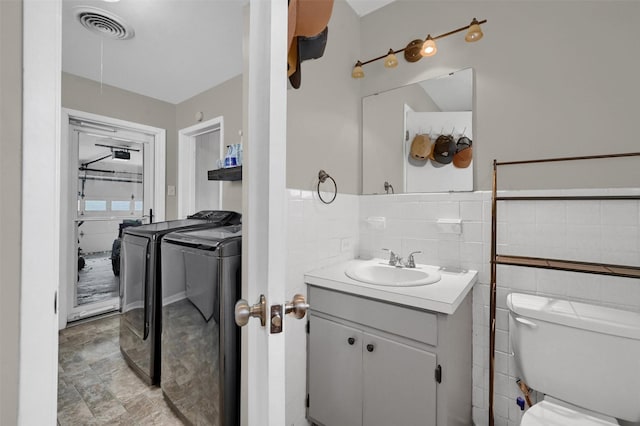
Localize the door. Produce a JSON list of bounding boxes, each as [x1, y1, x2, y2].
[[68, 122, 156, 322], [178, 116, 224, 218], [362, 333, 437, 426], [308, 315, 363, 426], [241, 1, 290, 424]]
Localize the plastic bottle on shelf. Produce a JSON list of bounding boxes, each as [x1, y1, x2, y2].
[[224, 145, 237, 168]]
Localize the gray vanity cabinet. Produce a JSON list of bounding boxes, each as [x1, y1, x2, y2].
[[361, 331, 437, 426], [308, 314, 437, 426], [306, 285, 472, 426], [308, 316, 363, 426]]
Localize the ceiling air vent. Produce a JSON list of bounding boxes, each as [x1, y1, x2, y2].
[[74, 6, 135, 40]]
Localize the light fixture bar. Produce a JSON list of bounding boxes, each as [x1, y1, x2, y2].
[[432, 19, 487, 41], [352, 18, 487, 76]]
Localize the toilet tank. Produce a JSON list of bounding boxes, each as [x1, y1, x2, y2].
[[507, 292, 640, 422]]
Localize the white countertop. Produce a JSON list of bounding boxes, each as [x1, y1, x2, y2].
[[305, 259, 477, 315]]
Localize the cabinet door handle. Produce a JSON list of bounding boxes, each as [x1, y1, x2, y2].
[[366, 343, 375, 352], [347, 337, 356, 345]]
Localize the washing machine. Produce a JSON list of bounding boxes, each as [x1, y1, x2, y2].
[[160, 225, 241, 426], [119, 210, 240, 386]]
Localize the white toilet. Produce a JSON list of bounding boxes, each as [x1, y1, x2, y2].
[[507, 292, 640, 426]]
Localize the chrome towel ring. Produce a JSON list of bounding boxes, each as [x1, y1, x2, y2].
[[317, 169, 337, 204]]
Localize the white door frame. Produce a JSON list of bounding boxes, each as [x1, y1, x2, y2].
[[22, 0, 283, 424], [242, 1, 288, 425], [61, 108, 166, 327], [178, 116, 224, 218], [21, 0, 61, 423]]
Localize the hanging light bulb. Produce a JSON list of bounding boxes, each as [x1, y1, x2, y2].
[[352, 61, 365, 79], [384, 49, 398, 68], [465, 18, 484, 42], [421, 35, 437, 57]]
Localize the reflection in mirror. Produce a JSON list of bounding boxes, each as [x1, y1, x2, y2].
[[362, 68, 474, 194]]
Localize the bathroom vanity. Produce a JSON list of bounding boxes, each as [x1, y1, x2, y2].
[[304, 259, 477, 426]]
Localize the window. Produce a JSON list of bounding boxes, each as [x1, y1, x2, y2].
[[134, 201, 143, 211], [84, 200, 107, 211], [111, 200, 131, 211]]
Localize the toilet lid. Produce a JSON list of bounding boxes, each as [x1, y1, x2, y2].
[[521, 400, 619, 426]]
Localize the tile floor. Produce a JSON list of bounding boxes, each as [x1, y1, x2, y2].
[[57, 314, 183, 425]]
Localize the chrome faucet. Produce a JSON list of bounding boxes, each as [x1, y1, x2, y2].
[[404, 251, 422, 268], [382, 248, 401, 267]]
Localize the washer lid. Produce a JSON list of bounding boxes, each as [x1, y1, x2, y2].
[[162, 225, 241, 254], [522, 400, 619, 426], [507, 292, 640, 340]]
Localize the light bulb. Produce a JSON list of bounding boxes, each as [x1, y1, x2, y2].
[[465, 18, 484, 42], [421, 35, 437, 57], [384, 49, 398, 68], [352, 61, 364, 79]]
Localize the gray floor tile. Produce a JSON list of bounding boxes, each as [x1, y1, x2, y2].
[[58, 314, 183, 425]]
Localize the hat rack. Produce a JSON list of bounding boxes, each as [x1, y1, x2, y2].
[[352, 18, 486, 78], [415, 126, 468, 140]]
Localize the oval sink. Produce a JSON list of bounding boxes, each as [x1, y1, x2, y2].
[[345, 261, 441, 287]]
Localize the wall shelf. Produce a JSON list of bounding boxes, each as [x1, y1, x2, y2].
[[495, 255, 640, 279], [488, 151, 640, 426], [208, 166, 242, 181]]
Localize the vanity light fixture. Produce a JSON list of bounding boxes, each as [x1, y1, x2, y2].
[[421, 35, 437, 57], [351, 17, 486, 78], [352, 60, 365, 78], [384, 49, 399, 68], [465, 18, 484, 42]]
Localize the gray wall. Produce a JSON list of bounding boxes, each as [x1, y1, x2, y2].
[[361, 1, 640, 191], [362, 84, 438, 194], [63, 73, 245, 218], [61, 73, 179, 218], [0, 0, 22, 423], [287, 0, 362, 194], [286, 0, 640, 192], [176, 75, 243, 214]]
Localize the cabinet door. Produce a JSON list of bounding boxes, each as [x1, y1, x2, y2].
[[362, 333, 437, 426], [308, 315, 363, 426]]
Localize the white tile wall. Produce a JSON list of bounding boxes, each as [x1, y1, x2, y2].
[[477, 188, 640, 426], [359, 192, 488, 278], [286, 187, 640, 426], [285, 189, 359, 426]]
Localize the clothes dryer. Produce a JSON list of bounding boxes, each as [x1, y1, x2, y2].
[[160, 225, 241, 426], [119, 210, 240, 385]]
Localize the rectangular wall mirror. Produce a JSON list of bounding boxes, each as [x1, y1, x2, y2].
[[362, 68, 474, 195]]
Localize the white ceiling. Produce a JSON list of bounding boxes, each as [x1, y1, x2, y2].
[[62, 0, 394, 104], [346, 0, 395, 17], [62, 0, 245, 104]]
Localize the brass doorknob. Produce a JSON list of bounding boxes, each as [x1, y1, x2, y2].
[[285, 294, 309, 319], [235, 294, 266, 327]]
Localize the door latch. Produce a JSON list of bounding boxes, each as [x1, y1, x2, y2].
[[271, 294, 310, 334], [271, 304, 283, 334]]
